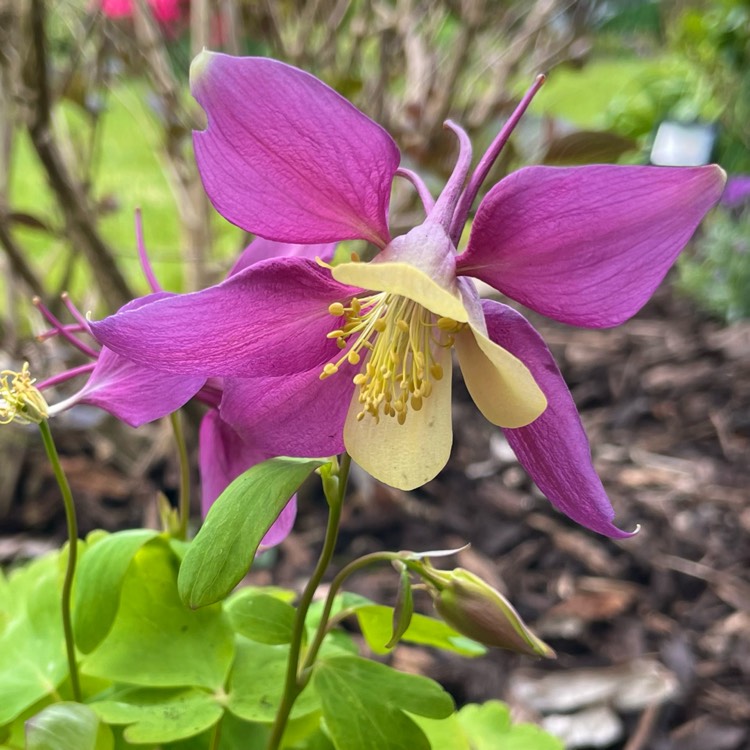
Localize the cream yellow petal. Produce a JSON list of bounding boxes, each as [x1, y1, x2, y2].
[[332, 261, 468, 322], [343, 346, 453, 490], [455, 325, 546, 428]]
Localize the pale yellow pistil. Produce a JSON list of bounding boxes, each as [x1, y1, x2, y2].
[[320, 294, 465, 425], [0, 363, 49, 425]]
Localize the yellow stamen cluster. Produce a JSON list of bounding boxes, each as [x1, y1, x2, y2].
[[320, 295, 465, 425], [0, 363, 49, 425]]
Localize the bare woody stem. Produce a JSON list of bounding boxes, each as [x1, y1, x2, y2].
[[24, 0, 134, 307], [38, 420, 82, 702], [265, 454, 351, 750]]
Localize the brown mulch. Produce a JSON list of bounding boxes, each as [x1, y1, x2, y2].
[[2, 282, 749, 750]]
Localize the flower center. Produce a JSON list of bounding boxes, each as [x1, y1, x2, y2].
[[320, 294, 464, 425], [0, 363, 49, 425]]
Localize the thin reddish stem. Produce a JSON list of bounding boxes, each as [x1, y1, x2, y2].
[[38, 363, 97, 390], [135, 208, 163, 293], [37, 323, 87, 342], [33, 297, 99, 359], [61, 292, 93, 334]]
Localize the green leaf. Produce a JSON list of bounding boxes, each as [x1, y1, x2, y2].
[[355, 604, 485, 657], [0, 570, 14, 636], [226, 593, 296, 644], [0, 563, 67, 724], [25, 703, 113, 750], [211, 713, 269, 749], [91, 688, 222, 744], [409, 713, 471, 750], [73, 529, 158, 653], [227, 638, 320, 722], [315, 656, 453, 720], [292, 729, 336, 750], [179, 457, 326, 608], [313, 659, 436, 750], [457, 702, 563, 750], [81, 540, 234, 690]]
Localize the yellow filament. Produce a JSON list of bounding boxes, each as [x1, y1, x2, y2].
[[320, 294, 465, 424], [0, 363, 49, 425]]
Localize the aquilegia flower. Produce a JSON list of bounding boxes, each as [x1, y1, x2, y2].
[[35, 233, 336, 546], [92, 53, 725, 537]]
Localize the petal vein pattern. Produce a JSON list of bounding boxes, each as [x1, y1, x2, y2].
[[191, 53, 399, 246], [459, 164, 726, 327], [92, 258, 362, 378]]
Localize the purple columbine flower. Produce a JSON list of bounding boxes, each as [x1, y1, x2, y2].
[[92, 53, 725, 538], [38, 232, 337, 547]]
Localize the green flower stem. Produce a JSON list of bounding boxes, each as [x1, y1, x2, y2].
[[208, 717, 222, 750], [300, 551, 401, 677], [265, 453, 351, 750], [169, 411, 191, 541], [38, 420, 82, 702]]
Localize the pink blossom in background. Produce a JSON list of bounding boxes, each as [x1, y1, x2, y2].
[[98, 0, 184, 24]]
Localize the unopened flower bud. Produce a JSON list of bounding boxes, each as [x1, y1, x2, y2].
[[419, 564, 555, 658], [0, 364, 49, 426]]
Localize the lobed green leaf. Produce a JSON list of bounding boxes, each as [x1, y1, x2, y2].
[[0, 560, 67, 725], [314, 655, 454, 720], [457, 701, 564, 750], [225, 592, 297, 645], [355, 604, 485, 657], [90, 687, 222, 744], [227, 638, 320, 723], [25, 703, 113, 750], [73, 529, 159, 653], [313, 657, 445, 750], [81, 540, 234, 690]]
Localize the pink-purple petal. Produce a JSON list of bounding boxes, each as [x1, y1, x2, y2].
[[459, 165, 726, 327], [91, 257, 360, 378], [191, 52, 399, 247], [481, 300, 635, 538], [229, 238, 337, 277], [219, 362, 357, 458], [199, 410, 296, 549], [73, 347, 205, 427], [56, 292, 204, 426]]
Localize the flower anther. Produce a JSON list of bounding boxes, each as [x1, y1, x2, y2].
[[0, 363, 49, 425]]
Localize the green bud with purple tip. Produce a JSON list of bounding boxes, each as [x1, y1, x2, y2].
[[414, 561, 555, 658]]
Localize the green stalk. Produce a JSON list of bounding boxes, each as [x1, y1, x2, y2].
[[38, 420, 82, 702], [208, 717, 222, 750], [265, 454, 351, 750], [169, 411, 191, 540], [301, 551, 400, 676]]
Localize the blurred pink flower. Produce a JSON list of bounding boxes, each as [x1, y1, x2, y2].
[[98, 0, 183, 24]]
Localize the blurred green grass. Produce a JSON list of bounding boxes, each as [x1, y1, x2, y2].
[[526, 54, 715, 130], [8, 79, 243, 305]]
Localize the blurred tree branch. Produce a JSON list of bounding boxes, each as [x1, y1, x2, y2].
[[12, 0, 135, 307], [132, 0, 212, 290]]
